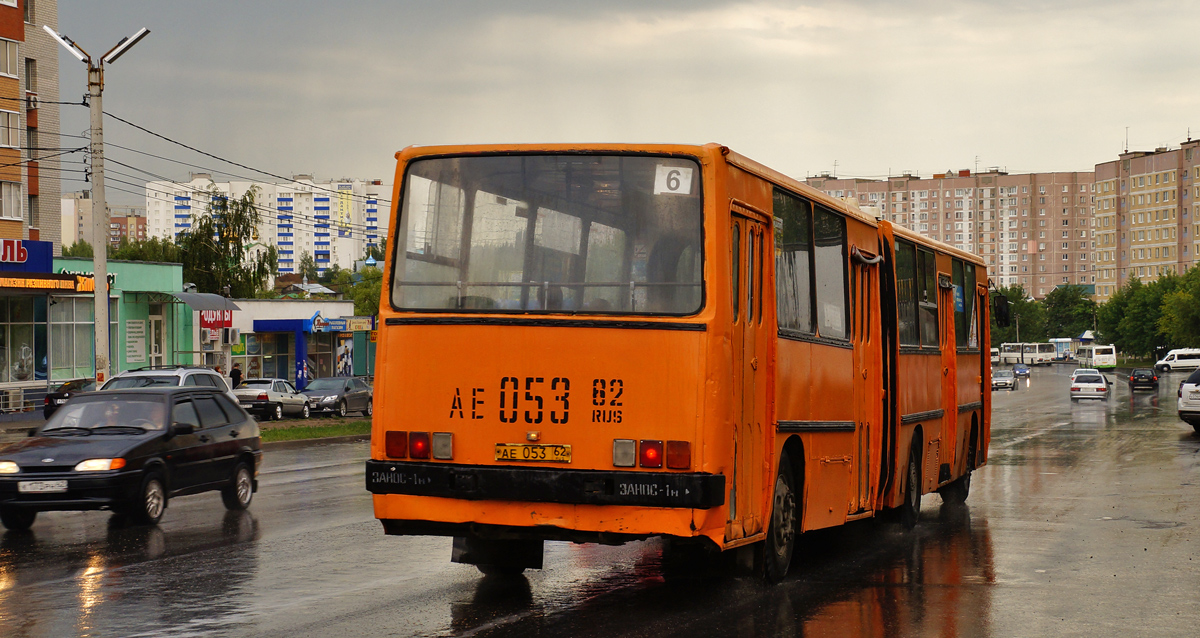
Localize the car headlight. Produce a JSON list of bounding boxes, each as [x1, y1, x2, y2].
[[0, 461, 18, 474], [74, 458, 127, 472], [321, 396, 337, 404]]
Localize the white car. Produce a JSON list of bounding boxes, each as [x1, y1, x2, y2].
[[1176, 370, 1200, 432], [1071, 368, 1101, 379], [992, 369, 1016, 391], [102, 366, 238, 403], [1070, 373, 1110, 401]]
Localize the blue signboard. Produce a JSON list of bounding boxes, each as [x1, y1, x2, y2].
[[0, 240, 53, 273], [954, 285, 964, 312]]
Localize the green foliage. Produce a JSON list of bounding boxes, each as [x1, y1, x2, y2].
[[1157, 267, 1200, 349], [1042, 285, 1096, 341], [298, 251, 318, 282], [109, 236, 182, 262], [176, 187, 278, 298], [318, 263, 344, 285], [350, 266, 383, 317], [989, 285, 1045, 347], [62, 239, 93, 258]]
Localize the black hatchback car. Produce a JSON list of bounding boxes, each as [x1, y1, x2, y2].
[[43, 378, 97, 419], [0, 387, 262, 530], [1128, 368, 1159, 392]]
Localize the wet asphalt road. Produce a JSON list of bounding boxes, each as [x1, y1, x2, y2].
[[1, 365, 1199, 637]]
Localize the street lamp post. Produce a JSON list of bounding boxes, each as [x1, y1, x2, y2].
[[44, 26, 149, 383]]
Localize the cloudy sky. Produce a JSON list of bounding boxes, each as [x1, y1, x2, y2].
[[58, 0, 1200, 205]]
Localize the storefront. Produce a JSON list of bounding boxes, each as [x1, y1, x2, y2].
[[220, 300, 374, 390], [53, 257, 195, 381]]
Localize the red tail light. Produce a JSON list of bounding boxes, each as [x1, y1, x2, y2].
[[1071, 387, 1080, 391], [1130, 376, 1135, 382], [409, 432, 431, 459], [1100, 386, 1108, 392], [639, 440, 663, 468], [44, 396, 50, 405], [385, 431, 408, 458], [666, 441, 691, 469], [257, 392, 268, 401]]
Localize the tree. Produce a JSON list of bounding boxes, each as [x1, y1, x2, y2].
[[1159, 267, 1200, 348], [349, 266, 383, 316], [62, 239, 93, 258], [110, 236, 181, 262], [298, 251, 318, 282], [1096, 277, 1132, 348], [989, 285, 1045, 347], [1115, 272, 1180, 357], [1042, 285, 1096, 341], [176, 187, 278, 298], [318, 263, 344, 285], [364, 244, 385, 263]]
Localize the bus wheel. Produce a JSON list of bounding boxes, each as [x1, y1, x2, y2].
[[759, 451, 797, 583], [900, 448, 922, 530]]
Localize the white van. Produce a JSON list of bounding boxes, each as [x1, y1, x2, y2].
[[990, 348, 1000, 364], [1154, 348, 1200, 372]]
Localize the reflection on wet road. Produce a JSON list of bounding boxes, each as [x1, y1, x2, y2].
[[1, 366, 1199, 636]]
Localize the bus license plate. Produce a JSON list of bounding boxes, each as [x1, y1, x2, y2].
[[495, 443, 572, 463], [18, 480, 67, 493]]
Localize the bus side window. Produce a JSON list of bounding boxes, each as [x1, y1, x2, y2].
[[896, 241, 919, 346], [917, 248, 938, 348], [813, 206, 847, 340], [732, 223, 740, 323], [772, 190, 813, 335], [747, 228, 755, 323]]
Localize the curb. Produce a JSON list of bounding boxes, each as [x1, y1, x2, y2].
[[261, 434, 370, 451]]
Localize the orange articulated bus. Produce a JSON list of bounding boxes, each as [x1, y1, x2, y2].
[[366, 143, 997, 580]]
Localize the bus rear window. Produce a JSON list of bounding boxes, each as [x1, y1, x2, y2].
[[393, 154, 703, 315]]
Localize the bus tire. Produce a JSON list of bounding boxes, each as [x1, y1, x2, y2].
[[938, 472, 970, 505], [900, 447, 922, 530], [759, 451, 797, 583]]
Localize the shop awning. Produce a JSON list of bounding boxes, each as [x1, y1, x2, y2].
[[169, 292, 242, 311]]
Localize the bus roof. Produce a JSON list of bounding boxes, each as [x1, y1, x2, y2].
[[394, 143, 988, 271]]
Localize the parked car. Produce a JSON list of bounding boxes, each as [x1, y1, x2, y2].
[[233, 378, 310, 420], [0, 387, 262, 530], [304, 377, 373, 417], [102, 366, 237, 403], [1012, 363, 1031, 378], [1128, 368, 1159, 392], [43, 378, 96, 419], [1070, 374, 1110, 401], [992, 369, 1016, 391], [1177, 369, 1200, 432]]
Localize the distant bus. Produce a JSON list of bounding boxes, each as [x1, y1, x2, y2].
[[998, 342, 1054, 365], [1077, 345, 1116, 369]]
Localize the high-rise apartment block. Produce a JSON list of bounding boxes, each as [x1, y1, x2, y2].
[[0, 0, 61, 248], [1092, 140, 1200, 301], [807, 169, 1094, 299], [144, 174, 389, 275]]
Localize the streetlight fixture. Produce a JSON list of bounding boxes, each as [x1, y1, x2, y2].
[[45, 25, 150, 383]]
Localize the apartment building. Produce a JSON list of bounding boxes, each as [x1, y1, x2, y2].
[[109, 206, 145, 246], [807, 169, 1094, 299], [144, 174, 389, 275], [0, 0, 60, 249], [59, 189, 89, 246], [1093, 140, 1200, 301]]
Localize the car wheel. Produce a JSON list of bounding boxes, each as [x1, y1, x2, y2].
[[338, 400, 347, 418], [900, 446, 922, 530], [131, 472, 167, 525], [273, 403, 283, 421], [1163, 365, 1172, 372], [365, 398, 373, 417], [0, 506, 36, 531], [301, 403, 310, 419], [221, 462, 254, 511], [759, 451, 797, 583]]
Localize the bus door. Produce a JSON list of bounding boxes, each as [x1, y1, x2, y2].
[[729, 213, 768, 540], [850, 247, 881, 514]]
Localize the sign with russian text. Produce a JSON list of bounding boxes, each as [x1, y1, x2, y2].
[[200, 310, 233, 329], [0, 240, 52, 273], [126, 320, 146, 364]]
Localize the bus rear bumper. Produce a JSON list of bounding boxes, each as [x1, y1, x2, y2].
[[365, 460, 725, 510]]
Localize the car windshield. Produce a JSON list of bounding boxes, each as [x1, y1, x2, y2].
[[995, 370, 1013, 378], [1185, 369, 1200, 385], [394, 154, 704, 315], [1133, 369, 1153, 376], [305, 378, 345, 392], [1076, 375, 1103, 384], [104, 376, 178, 389], [41, 397, 167, 432], [1014, 365, 1028, 370], [241, 380, 274, 388], [55, 379, 94, 392]]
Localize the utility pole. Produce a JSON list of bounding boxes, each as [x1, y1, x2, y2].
[[45, 26, 149, 383]]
